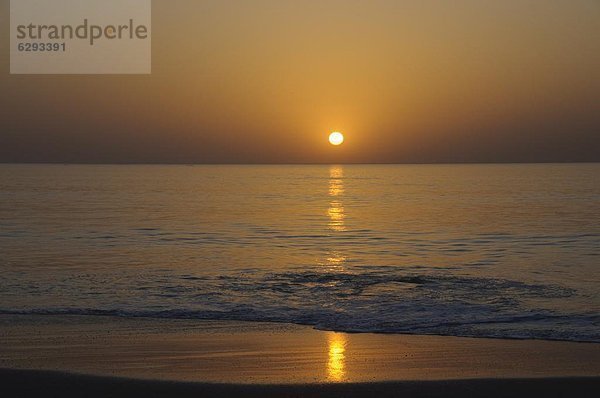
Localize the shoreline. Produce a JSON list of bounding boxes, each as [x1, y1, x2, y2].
[[3, 311, 599, 345], [1, 314, 599, 385]]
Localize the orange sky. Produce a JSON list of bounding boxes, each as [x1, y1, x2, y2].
[[1, 0, 599, 163]]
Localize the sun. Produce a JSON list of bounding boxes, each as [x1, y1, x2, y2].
[[329, 132, 344, 146]]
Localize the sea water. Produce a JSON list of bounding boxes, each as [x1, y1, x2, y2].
[[0, 164, 598, 341]]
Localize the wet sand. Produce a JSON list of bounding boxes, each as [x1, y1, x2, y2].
[[1, 315, 599, 396]]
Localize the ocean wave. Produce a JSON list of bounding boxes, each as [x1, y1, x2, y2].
[[1, 269, 597, 343]]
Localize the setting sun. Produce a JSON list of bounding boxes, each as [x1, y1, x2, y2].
[[329, 132, 344, 146]]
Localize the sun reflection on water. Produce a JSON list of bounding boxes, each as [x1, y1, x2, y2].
[[327, 202, 346, 232], [328, 166, 346, 232], [326, 251, 346, 266], [322, 166, 348, 270], [329, 167, 344, 197]]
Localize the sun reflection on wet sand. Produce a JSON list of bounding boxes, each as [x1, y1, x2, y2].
[[327, 332, 347, 382]]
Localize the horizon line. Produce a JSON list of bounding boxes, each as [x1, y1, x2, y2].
[[1, 161, 599, 166]]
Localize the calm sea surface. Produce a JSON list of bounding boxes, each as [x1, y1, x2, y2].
[[0, 164, 598, 341]]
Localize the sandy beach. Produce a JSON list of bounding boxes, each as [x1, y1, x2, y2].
[[2, 369, 599, 398], [1, 315, 599, 396]]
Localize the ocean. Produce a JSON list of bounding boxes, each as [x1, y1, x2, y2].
[[0, 164, 598, 342]]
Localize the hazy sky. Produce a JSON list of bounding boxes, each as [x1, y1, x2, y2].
[[1, 0, 599, 163]]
